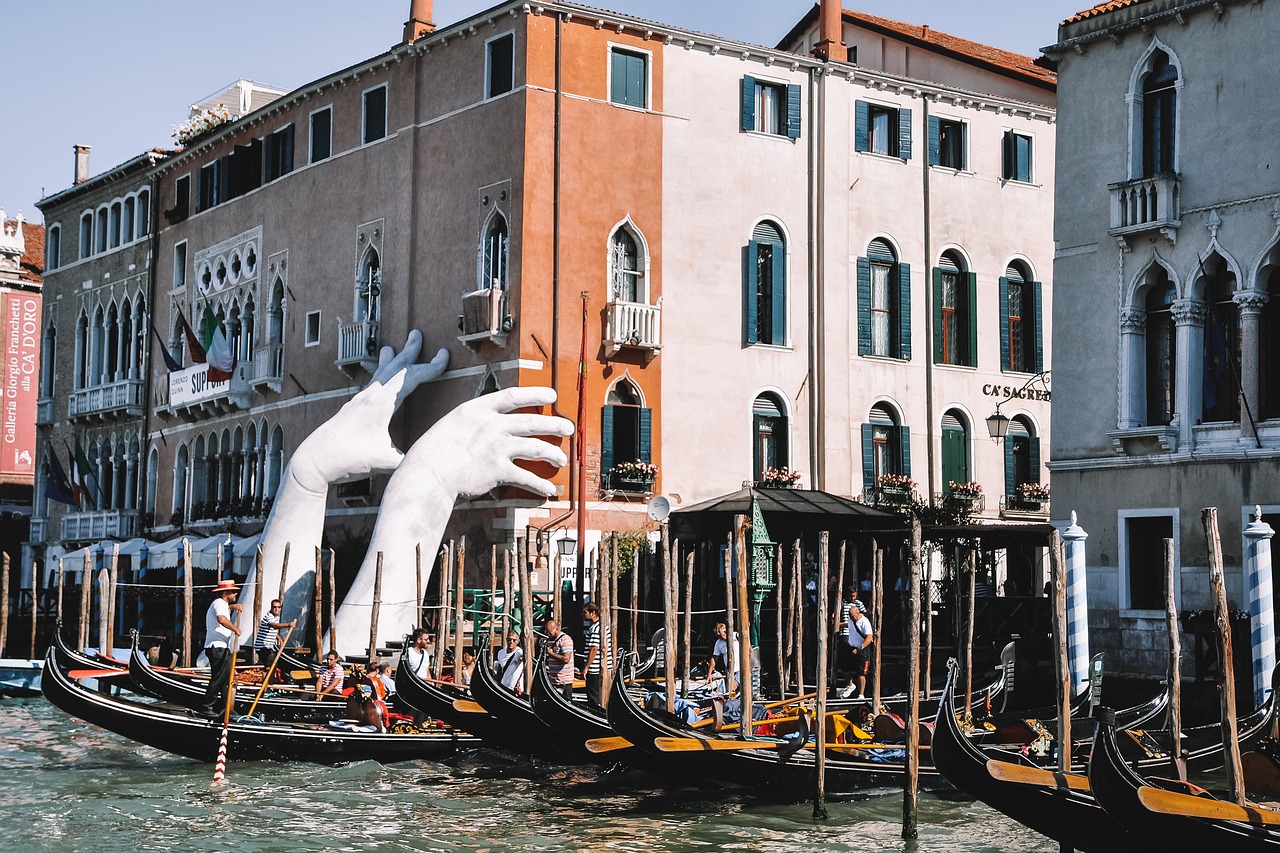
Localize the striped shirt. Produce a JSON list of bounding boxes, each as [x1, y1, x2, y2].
[[254, 614, 280, 650], [585, 623, 613, 674], [318, 664, 344, 693], [547, 632, 575, 685]]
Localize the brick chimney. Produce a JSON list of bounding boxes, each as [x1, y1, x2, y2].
[[74, 144, 91, 185], [402, 0, 435, 44], [814, 0, 848, 62]]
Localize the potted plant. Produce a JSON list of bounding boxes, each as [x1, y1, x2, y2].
[[759, 467, 802, 488], [609, 460, 658, 491], [877, 473, 916, 503], [1012, 482, 1050, 510], [172, 104, 234, 146]]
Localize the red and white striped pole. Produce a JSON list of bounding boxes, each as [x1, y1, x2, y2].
[[212, 728, 230, 784], [212, 601, 240, 786]]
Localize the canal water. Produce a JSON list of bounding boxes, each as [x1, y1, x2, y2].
[[1, 697, 1057, 852]]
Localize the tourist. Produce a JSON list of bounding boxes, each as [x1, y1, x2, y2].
[[835, 587, 866, 693], [544, 618, 575, 700], [253, 599, 296, 666], [404, 628, 434, 678], [316, 650, 345, 697], [582, 603, 604, 708], [370, 662, 395, 697], [197, 579, 242, 717], [842, 599, 874, 699], [496, 633, 524, 695], [459, 650, 476, 686]]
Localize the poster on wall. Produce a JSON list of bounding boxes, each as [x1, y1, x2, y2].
[[1, 289, 40, 478]]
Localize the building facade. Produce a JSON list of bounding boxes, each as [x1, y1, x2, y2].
[[1047, 0, 1280, 675]]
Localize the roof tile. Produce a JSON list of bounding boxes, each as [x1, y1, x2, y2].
[[1063, 0, 1152, 24]]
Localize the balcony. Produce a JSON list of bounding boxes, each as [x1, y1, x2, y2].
[[29, 516, 47, 544], [36, 397, 52, 426], [251, 342, 284, 391], [999, 494, 1050, 520], [457, 287, 510, 348], [1108, 173, 1180, 247], [935, 491, 986, 517], [604, 300, 662, 360], [68, 378, 145, 422], [61, 508, 139, 542], [337, 319, 379, 372], [862, 485, 917, 509], [160, 361, 252, 418]]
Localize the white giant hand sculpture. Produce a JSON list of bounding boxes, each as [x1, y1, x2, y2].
[[237, 331, 449, 645], [331, 386, 573, 655]]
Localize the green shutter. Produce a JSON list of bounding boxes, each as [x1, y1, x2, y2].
[[1028, 435, 1041, 484], [740, 76, 756, 132], [638, 407, 652, 463], [1003, 434, 1016, 497], [927, 115, 940, 166], [601, 406, 616, 478], [771, 243, 786, 345], [966, 272, 978, 367], [899, 425, 912, 477], [611, 53, 625, 104], [632, 54, 646, 107], [897, 262, 911, 360], [898, 107, 913, 161], [998, 276, 1010, 373], [1017, 135, 1032, 182], [854, 100, 869, 153], [861, 423, 875, 490], [282, 124, 294, 174], [856, 257, 871, 356], [745, 242, 759, 344], [753, 413, 763, 478], [932, 268, 944, 364], [1033, 280, 1044, 373], [786, 84, 802, 139], [1002, 131, 1014, 180]]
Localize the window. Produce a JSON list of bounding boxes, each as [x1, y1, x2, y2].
[[855, 100, 912, 160], [481, 214, 509, 291], [1123, 513, 1174, 610], [1202, 259, 1240, 423], [609, 226, 644, 303], [137, 189, 150, 237], [173, 242, 187, 290], [79, 213, 92, 259], [1140, 50, 1177, 176], [123, 197, 135, 243], [1002, 131, 1033, 183], [265, 124, 295, 182], [752, 393, 789, 480], [197, 161, 221, 212], [310, 107, 332, 163], [1000, 262, 1041, 374], [304, 310, 321, 346], [857, 238, 911, 359], [487, 33, 515, 99], [601, 379, 652, 490], [861, 404, 910, 490], [363, 84, 388, 144], [45, 225, 60, 271], [95, 208, 108, 253], [109, 202, 121, 248], [941, 411, 969, 492], [1262, 272, 1280, 421], [609, 48, 648, 109], [1145, 274, 1176, 426], [355, 249, 380, 323], [174, 175, 191, 220], [39, 323, 55, 398], [928, 117, 966, 170], [1004, 416, 1040, 499], [745, 220, 786, 346], [933, 250, 976, 366], [740, 76, 801, 138]]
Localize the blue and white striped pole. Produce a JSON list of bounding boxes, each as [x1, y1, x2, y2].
[[1062, 512, 1091, 694], [1243, 506, 1275, 709]]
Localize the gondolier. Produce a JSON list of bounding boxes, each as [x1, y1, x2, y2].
[[197, 579, 242, 717], [842, 597, 873, 699], [253, 599, 296, 666]]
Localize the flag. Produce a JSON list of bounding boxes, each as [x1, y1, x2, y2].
[[152, 324, 182, 372], [44, 450, 78, 507], [177, 307, 206, 364], [203, 302, 236, 382], [70, 437, 99, 509]]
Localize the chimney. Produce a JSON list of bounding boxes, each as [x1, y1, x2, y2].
[[402, 0, 435, 45], [814, 0, 848, 62], [74, 144, 91, 185]]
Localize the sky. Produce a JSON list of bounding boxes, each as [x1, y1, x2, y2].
[[2, 0, 1089, 225]]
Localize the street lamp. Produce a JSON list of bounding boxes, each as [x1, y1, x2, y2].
[[556, 535, 577, 557], [985, 371, 1051, 443]]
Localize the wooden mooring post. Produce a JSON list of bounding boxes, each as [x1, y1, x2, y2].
[[775, 543, 786, 698], [662, 525, 676, 714], [0, 552, 9, 658], [681, 551, 693, 699], [871, 540, 883, 712], [1050, 529, 1072, 782], [313, 546, 324, 655], [902, 517, 922, 840], [1164, 537, 1186, 781], [813, 531, 830, 820], [327, 549, 337, 654], [1203, 507, 1245, 806], [30, 559, 39, 657], [734, 515, 753, 736], [180, 540, 192, 665], [368, 552, 384, 665], [722, 533, 736, 696], [519, 537, 535, 694], [435, 543, 451, 682], [963, 547, 976, 719], [453, 536, 466, 682]]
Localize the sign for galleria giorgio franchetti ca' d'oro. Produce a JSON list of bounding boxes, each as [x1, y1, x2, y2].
[[2, 290, 40, 477]]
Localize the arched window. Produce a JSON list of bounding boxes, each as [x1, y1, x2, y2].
[[136, 189, 150, 237], [241, 298, 256, 360], [1144, 273, 1177, 426], [123, 197, 135, 243], [746, 220, 786, 346], [191, 435, 208, 511], [95, 208, 108, 253], [481, 213, 508, 291], [1004, 416, 1040, 498], [478, 372, 500, 396], [79, 213, 93, 259], [609, 225, 645, 303], [1001, 261, 1042, 374], [934, 249, 975, 366], [941, 410, 969, 491], [132, 297, 147, 379], [858, 238, 910, 359], [1201, 257, 1239, 423], [40, 322, 56, 399], [267, 277, 285, 344], [753, 392, 789, 480], [266, 426, 284, 500], [173, 443, 189, 518], [1140, 50, 1177, 177], [45, 225, 61, 271], [861, 403, 909, 491], [1262, 271, 1280, 421], [356, 248, 380, 323], [601, 379, 652, 492], [90, 306, 105, 385], [74, 311, 88, 390], [145, 447, 158, 515], [105, 303, 120, 382], [108, 202, 122, 249]]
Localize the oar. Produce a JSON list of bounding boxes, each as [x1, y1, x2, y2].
[[212, 609, 241, 787], [68, 668, 129, 679], [1137, 786, 1280, 827], [986, 759, 1090, 792], [654, 736, 918, 753], [690, 692, 820, 729], [453, 698, 488, 714], [585, 736, 633, 753], [243, 624, 295, 721]]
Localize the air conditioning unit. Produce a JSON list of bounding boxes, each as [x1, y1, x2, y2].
[[461, 287, 502, 336]]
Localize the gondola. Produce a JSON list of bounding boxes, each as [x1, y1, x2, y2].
[[1089, 706, 1280, 849], [468, 645, 588, 762], [42, 647, 479, 764], [50, 624, 140, 694], [393, 651, 527, 750]]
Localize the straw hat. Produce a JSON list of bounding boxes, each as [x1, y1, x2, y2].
[[212, 579, 239, 594]]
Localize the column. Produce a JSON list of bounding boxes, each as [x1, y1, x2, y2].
[[1119, 308, 1146, 428], [1244, 506, 1276, 709], [1062, 512, 1091, 694], [1172, 299, 1207, 450], [1235, 290, 1268, 440]]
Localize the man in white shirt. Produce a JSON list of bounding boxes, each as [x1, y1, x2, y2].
[[495, 633, 524, 695], [403, 628, 434, 678], [197, 579, 242, 717], [842, 597, 874, 699]]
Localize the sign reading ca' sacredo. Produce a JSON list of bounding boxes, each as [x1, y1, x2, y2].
[[169, 362, 229, 406], [982, 383, 1051, 403], [2, 290, 40, 477]]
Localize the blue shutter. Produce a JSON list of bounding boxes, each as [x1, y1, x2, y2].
[[611, 53, 625, 104], [1003, 434, 1016, 498], [1002, 131, 1014, 180], [282, 124, 294, 174], [1032, 280, 1044, 373], [1028, 435, 1041, 484], [856, 257, 871, 356], [854, 100, 869, 153], [786, 84, 802, 139], [639, 408, 652, 463], [899, 425, 912, 477], [745, 242, 760, 344], [932, 268, 943, 364], [927, 115, 940, 166], [898, 107, 913, 161], [897, 262, 911, 360], [861, 423, 875, 489], [1017, 134, 1031, 182], [740, 76, 756, 132], [998, 276, 1010, 373], [966, 272, 979, 367], [601, 406, 616, 480], [771, 243, 786, 345]]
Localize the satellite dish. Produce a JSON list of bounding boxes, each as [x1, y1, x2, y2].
[[646, 495, 671, 522]]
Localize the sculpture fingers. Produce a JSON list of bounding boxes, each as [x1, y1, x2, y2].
[[500, 413, 575, 439], [491, 463, 560, 498], [504, 436, 570, 468], [398, 348, 450, 405], [481, 386, 558, 413], [371, 329, 424, 386]]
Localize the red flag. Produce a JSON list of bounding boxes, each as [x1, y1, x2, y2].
[[177, 308, 206, 364]]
